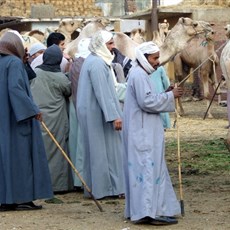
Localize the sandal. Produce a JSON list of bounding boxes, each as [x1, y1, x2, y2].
[[15, 202, 42, 211], [118, 193, 125, 199], [0, 204, 17, 212]]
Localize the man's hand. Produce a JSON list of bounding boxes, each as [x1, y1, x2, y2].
[[172, 87, 183, 98], [113, 119, 122, 131], [35, 112, 42, 122]]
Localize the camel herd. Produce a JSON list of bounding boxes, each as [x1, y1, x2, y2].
[[1, 16, 230, 145]]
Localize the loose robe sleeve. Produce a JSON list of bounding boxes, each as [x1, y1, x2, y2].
[[132, 68, 175, 113], [8, 59, 39, 122], [89, 60, 121, 122], [55, 75, 72, 98]]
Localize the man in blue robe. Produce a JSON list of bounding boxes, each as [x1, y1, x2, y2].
[[0, 31, 53, 211]]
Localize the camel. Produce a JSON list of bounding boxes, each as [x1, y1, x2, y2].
[[64, 17, 111, 57], [173, 29, 220, 118], [220, 24, 230, 145], [130, 28, 146, 44], [43, 18, 83, 45], [159, 19, 170, 43], [113, 18, 213, 65], [23, 30, 45, 44], [0, 28, 41, 50], [64, 17, 213, 67]]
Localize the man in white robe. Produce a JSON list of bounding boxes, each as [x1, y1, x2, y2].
[[122, 41, 183, 225], [76, 30, 124, 199]]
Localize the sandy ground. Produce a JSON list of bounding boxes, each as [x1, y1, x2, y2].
[[1, 100, 230, 230]]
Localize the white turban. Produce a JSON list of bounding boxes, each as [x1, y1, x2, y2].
[[100, 30, 113, 43], [75, 38, 91, 58], [135, 41, 160, 74], [89, 30, 114, 65]]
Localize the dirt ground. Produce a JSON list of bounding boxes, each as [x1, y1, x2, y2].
[[1, 100, 230, 230]]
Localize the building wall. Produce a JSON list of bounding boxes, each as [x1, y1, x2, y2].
[[0, 0, 103, 18]]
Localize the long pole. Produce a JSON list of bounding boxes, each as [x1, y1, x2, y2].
[[175, 84, 185, 216], [41, 121, 104, 212], [151, 0, 158, 31]]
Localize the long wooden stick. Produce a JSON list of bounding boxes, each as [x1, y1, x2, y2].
[[41, 121, 103, 212], [175, 85, 185, 216]]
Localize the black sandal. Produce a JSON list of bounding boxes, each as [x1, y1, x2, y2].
[[15, 202, 42, 211], [0, 204, 17, 212]]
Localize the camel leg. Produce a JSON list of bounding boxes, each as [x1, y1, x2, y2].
[[192, 69, 202, 101], [227, 90, 230, 127], [201, 69, 213, 118], [178, 97, 185, 116]]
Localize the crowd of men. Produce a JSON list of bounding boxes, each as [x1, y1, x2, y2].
[[0, 29, 183, 226]]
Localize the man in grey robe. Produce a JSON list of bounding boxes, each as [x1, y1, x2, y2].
[[76, 30, 124, 199], [0, 32, 53, 211], [122, 42, 183, 225], [31, 44, 73, 193]]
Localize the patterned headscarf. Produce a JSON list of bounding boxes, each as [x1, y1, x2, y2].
[[0, 31, 25, 60], [88, 30, 114, 65], [135, 41, 160, 74]]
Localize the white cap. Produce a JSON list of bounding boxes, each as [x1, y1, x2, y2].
[[29, 42, 47, 56]]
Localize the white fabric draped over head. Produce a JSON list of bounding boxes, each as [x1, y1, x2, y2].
[[88, 30, 114, 65], [135, 41, 160, 74], [75, 38, 91, 58]]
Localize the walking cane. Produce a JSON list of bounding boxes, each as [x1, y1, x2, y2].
[[41, 121, 104, 212], [174, 84, 185, 216], [203, 75, 225, 120]]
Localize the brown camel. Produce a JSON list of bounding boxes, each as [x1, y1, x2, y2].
[[114, 18, 213, 65], [64, 17, 213, 62], [220, 24, 230, 146], [173, 29, 219, 118]]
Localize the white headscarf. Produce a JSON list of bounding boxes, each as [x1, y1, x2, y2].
[[29, 42, 46, 56], [135, 41, 160, 74], [88, 30, 114, 65], [75, 38, 91, 58]]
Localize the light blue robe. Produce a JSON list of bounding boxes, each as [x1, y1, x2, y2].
[[0, 55, 53, 204], [77, 54, 124, 199], [123, 65, 180, 221], [150, 66, 171, 128]]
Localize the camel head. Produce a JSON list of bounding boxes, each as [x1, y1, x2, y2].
[[204, 29, 216, 42], [175, 18, 212, 37], [59, 19, 82, 34], [130, 28, 146, 44], [224, 24, 230, 39], [27, 30, 45, 43], [158, 19, 170, 38], [95, 17, 111, 27]]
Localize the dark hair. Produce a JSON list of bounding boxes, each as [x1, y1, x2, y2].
[[46, 32, 65, 47], [144, 53, 150, 59]]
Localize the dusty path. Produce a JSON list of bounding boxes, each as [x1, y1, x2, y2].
[[1, 100, 229, 230]]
